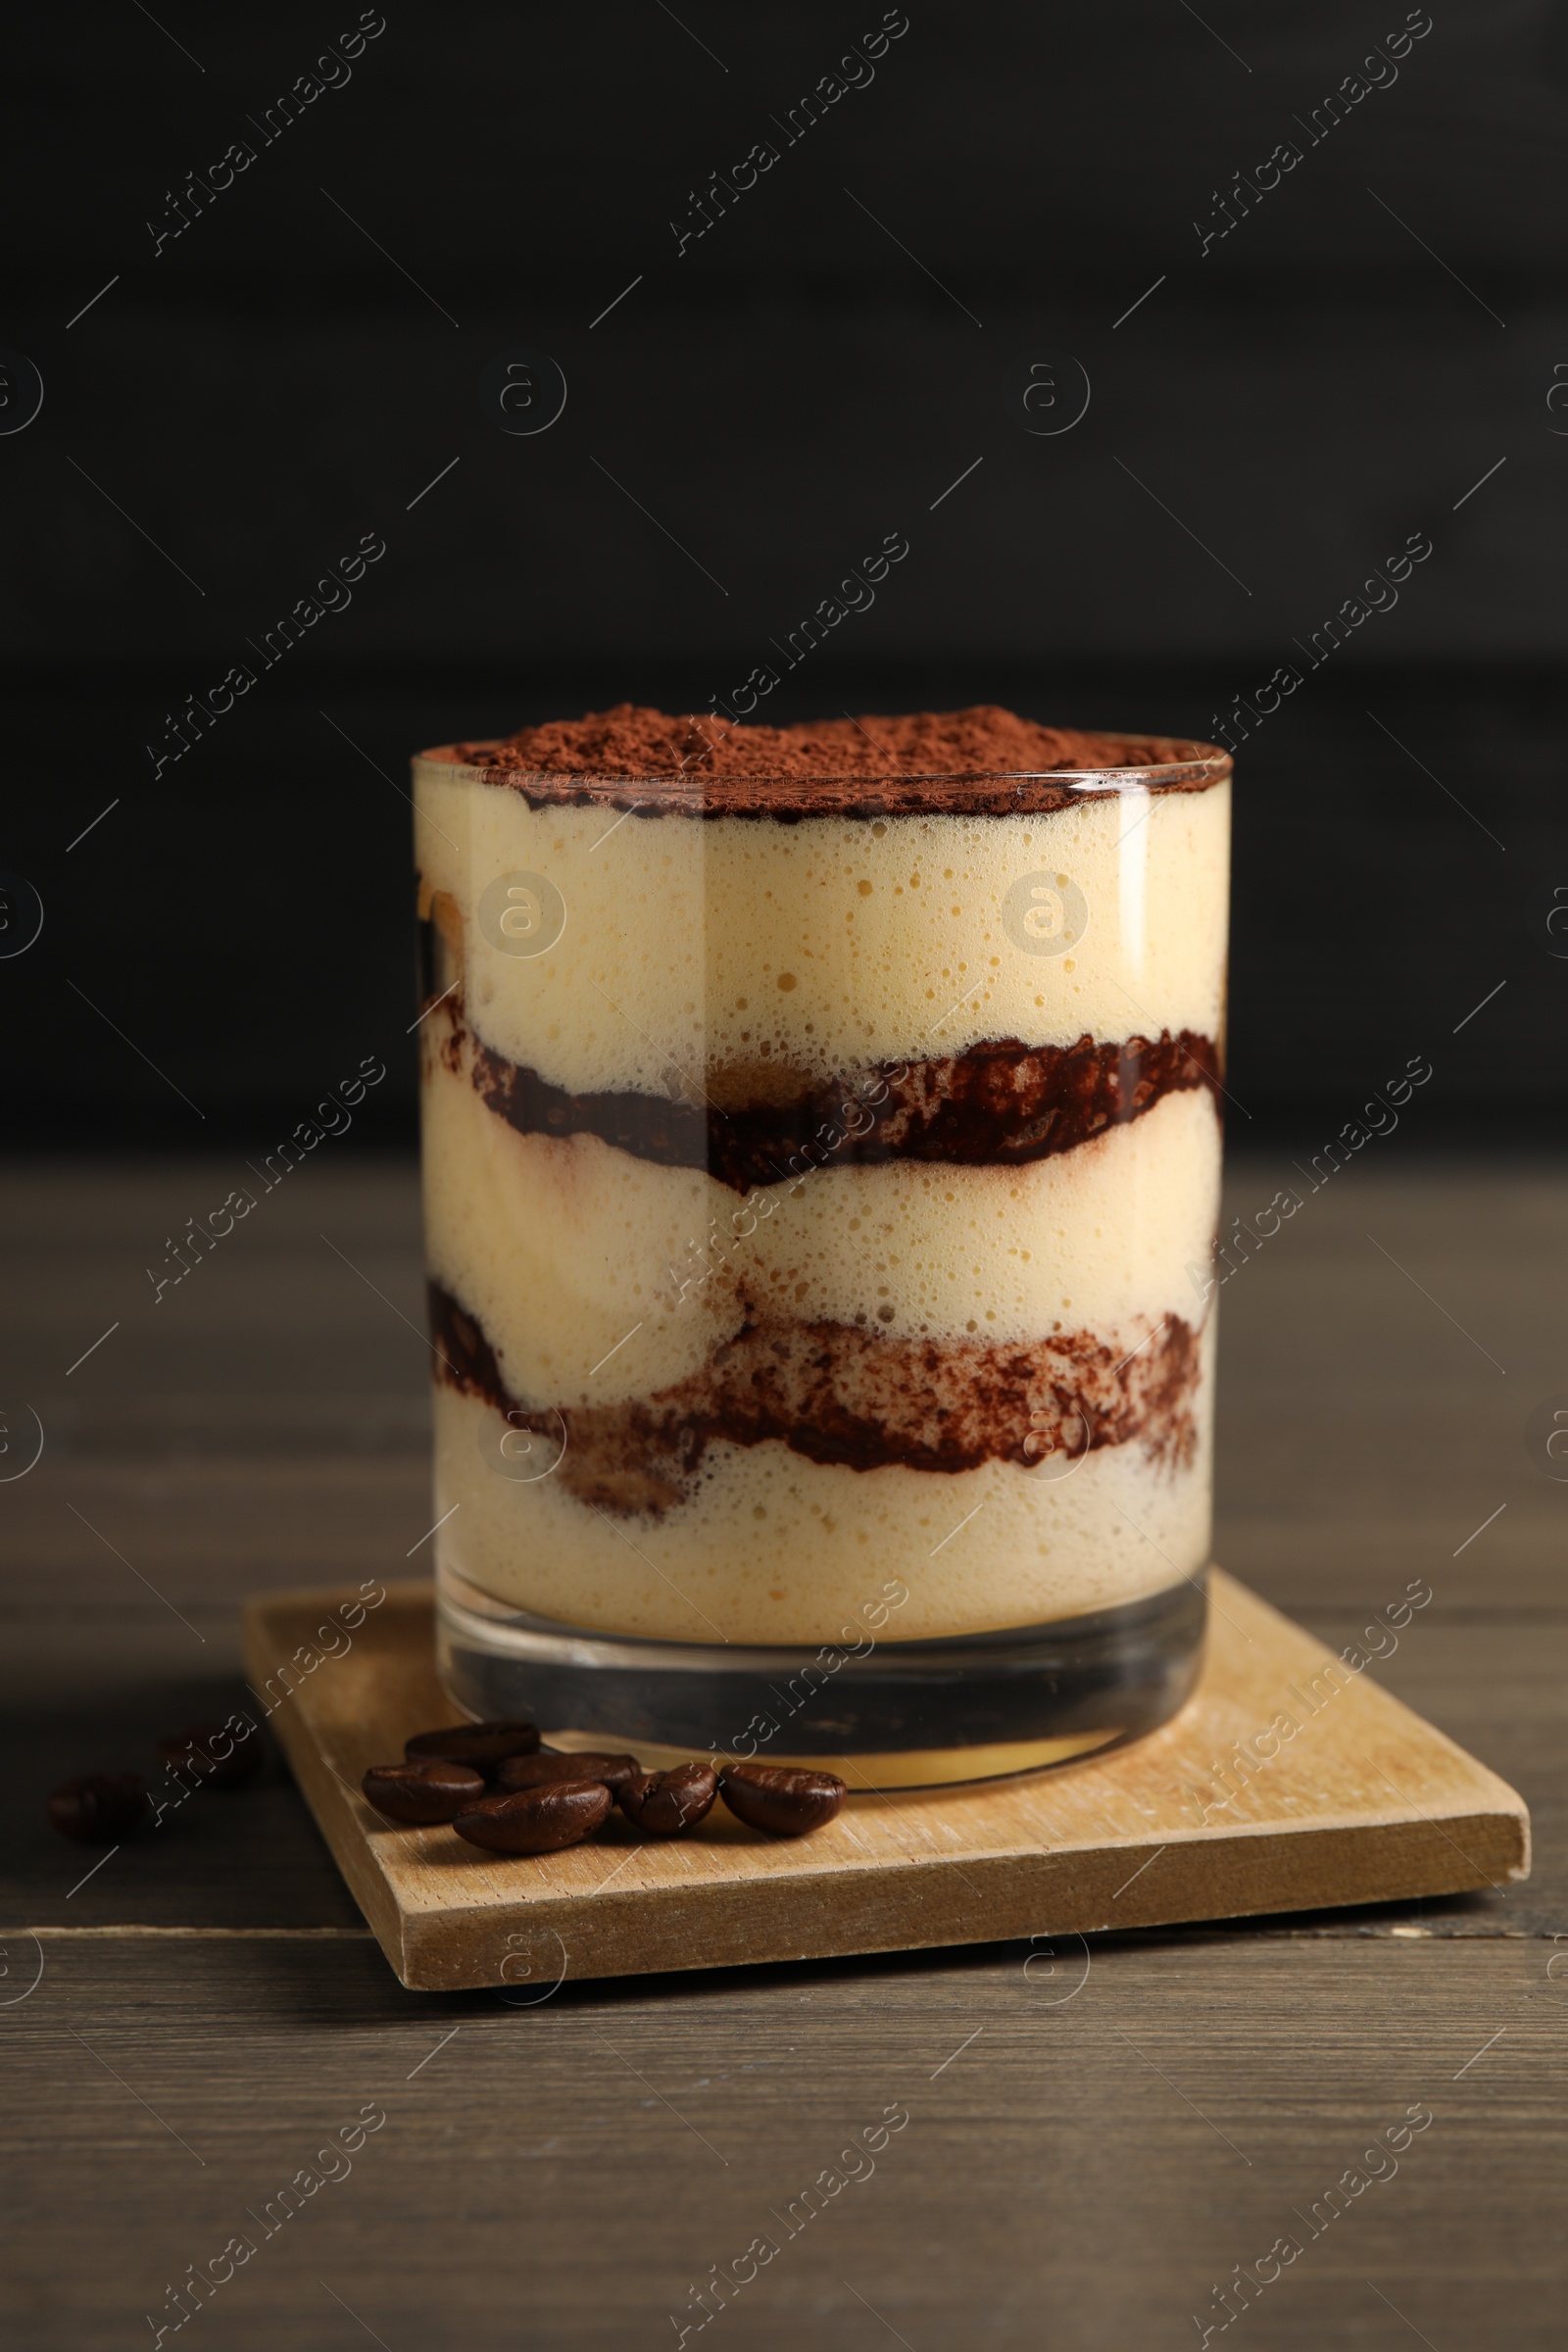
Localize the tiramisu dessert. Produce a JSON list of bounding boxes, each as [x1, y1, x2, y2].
[[414, 707, 1231, 1780]]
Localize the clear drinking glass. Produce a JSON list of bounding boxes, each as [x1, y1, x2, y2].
[[414, 733, 1231, 1786]]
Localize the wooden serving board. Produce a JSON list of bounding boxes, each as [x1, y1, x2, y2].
[[242, 1575, 1529, 1992]]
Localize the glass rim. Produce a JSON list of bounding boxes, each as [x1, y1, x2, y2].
[[416, 735, 1233, 793]]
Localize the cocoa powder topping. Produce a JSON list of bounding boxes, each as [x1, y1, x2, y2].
[[425, 705, 1228, 817]]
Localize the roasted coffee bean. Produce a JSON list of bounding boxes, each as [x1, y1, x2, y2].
[[363, 1758, 486, 1825], [719, 1762, 846, 1837], [155, 1721, 262, 1789], [497, 1750, 641, 1796], [405, 1719, 540, 1777], [47, 1773, 149, 1843], [452, 1781, 612, 1855], [617, 1761, 718, 1836]]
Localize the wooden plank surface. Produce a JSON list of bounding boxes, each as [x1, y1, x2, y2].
[[4, 1935, 1564, 2352], [2, 1155, 1565, 2347], [242, 1576, 1527, 1991]]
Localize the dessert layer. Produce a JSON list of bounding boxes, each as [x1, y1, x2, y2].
[[413, 778, 1232, 1088], [436, 704, 1228, 817], [420, 1044, 1221, 1406], [466, 1021, 1220, 1193], [430, 1278, 1200, 1518], [430, 1376, 1214, 1643]]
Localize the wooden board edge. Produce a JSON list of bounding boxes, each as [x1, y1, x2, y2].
[[390, 1809, 1529, 1990], [241, 1601, 411, 1985]]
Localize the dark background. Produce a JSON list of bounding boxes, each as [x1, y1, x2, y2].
[[3, 1, 1562, 1148]]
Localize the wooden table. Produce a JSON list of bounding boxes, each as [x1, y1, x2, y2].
[[3, 1153, 1564, 2349]]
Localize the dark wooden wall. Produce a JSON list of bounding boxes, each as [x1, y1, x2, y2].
[[3, 2, 1562, 1142]]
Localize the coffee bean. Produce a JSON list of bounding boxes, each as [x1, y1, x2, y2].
[[452, 1781, 612, 1855], [47, 1773, 149, 1843], [498, 1750, 641, 1796], [719, 1763, 846, 1837], [617, 1761, 718, 1837], [405, 1719, 540, 1777], [155, 1721, 262, 1789], [363, 1758, 486, 1825]]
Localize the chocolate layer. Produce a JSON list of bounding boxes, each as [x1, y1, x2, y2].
[[465, 1020, 1221, 1193], [425, 704, 1228, 819], [429, 1281, 1201, 1519]]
